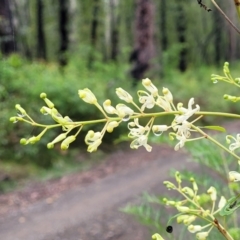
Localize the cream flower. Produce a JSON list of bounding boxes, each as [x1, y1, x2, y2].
[[218, 196, 227, 209], [130, 135, 152, 152], [227, 134, 240, 151], [188, 225, 202, 233], [78, 88, 97, 104], [116, 88, 133, 103], [196, 231, 209, 240], [175, 98, 200, 124], [207, 186, 217, 202], [116, 104, 134, 118], [142, 78, 158, 97], [128, 118, 148, 138], [103, 100, 117, 114], [229, 171, 240, 182], [174, 134, 187, 151], [137, 90, 155, 111]]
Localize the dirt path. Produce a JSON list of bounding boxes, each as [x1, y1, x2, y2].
[[0, 143, 196, 240]]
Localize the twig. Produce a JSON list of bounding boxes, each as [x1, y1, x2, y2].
[[211, 0, 240, 35]]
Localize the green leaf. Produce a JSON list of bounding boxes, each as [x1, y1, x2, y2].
[[200, 126, 226, 132], [219, 194, 240, 216]]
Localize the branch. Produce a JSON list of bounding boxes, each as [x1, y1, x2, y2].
[[211, 0, 240, 35]]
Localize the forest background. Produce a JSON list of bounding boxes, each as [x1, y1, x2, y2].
[[0, 0, 240, 192]]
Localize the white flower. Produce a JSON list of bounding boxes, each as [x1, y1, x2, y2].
[[229, 171, 240, 182], [207, 186, 217, 202], [103, 100, 117, 114], [137, 91, 155, 111], [218, 196, 227, 209], [85, 130, 102, 145], [175, 98, 200, 124], [130, 135, 152, 152], [85, 130, 102, 152], [128, 118, 148, 138], [174, 134, 187, 151], [172, 120, 191, 138], [196, 231, 209, 240], [78, 88, 97, 104], [228, 134, 240, 151], [162, 87, 173, 102], [116, 88, 133, 103], [107, 121, 119, 133], [142, 78, 158, 97], [156, 96, 172, 111], [87, 139, 102, 152], [116, 104, 134, 118], [188, 225, 202, 233], [152, 125, 168, 135]]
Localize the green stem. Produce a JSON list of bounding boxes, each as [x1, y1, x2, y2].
[[211, 0, 240, 34], [191, 125, 240, 161]]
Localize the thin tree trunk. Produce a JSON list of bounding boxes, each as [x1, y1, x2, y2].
[[129, 0, 155, 81], [0, 0, 16, 54], [176, 1, 187, 72], [59, 0, 69, 66], [88, 0, 99, 69], [160, 0, 167, 51], [36, 0, 46, 60], [110, 0, 119, 61]]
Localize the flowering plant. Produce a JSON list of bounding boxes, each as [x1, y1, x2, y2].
[[10, 62, 240, 239]]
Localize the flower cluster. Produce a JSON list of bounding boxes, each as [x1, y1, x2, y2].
[[161, 171, 229, 240], [10, 78, 203, 153]]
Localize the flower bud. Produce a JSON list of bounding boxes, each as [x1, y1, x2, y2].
[[196, 231, 208, 240], [142, 78, 158, 97], [152, 233, 164, 240], [176, 206, 190, 213], [116, 88, 133, 103], [116, 104, 134, 118], [190, 177, 198, 192], [188, 224, 202, 233], [61, 136, 76, 150], [207, 186, 217, 202], [183, 215, 196, 225], [218, 196, 227, 209], [103, 100, 117, 114], [182, 187, 194, 198], [175, 171, 182, 184], [162, 87, 173, 102], [107, 121, 119, 133], [163, 181, 176, 190], [15, 104, 26, 116], [78, 88, 97, 104], [177, 215, 189, 223], [20, 138, 28, 145]]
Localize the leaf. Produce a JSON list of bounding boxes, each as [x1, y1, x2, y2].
[[200, 126, 226, 132]]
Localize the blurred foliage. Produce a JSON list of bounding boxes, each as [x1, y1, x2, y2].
[[122, 137, 239, 239]]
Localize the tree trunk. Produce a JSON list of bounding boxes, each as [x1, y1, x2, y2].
[[176, 1, 187, 72], [59, 0, 69, 66], [160, 0, 167, 51], [88, 0, 99, 69], [110, 0, 119, 61], [36, 0, 46, 60], [0, 0, 16, 54], [129, 0, 155, 81]]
